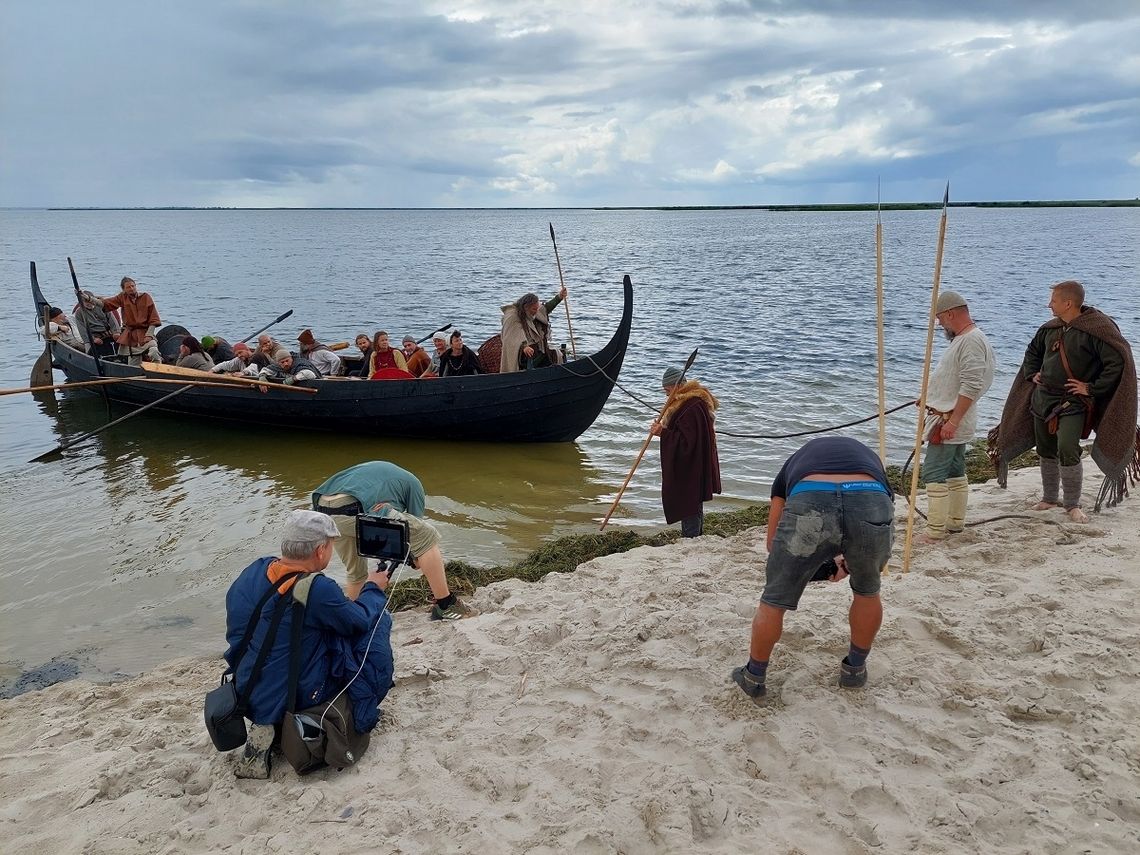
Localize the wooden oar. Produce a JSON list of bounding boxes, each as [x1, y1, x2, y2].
[[141, 361, 318, 393], [3, 374, 315, 397], [902, 183, 950, 573], [548, 223, 578, 359], [417, 324, 452, 346], [599, 348, 699, 531], [239, 309, 293, 344]]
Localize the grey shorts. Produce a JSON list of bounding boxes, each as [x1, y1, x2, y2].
[[761, 488, 895, 610]]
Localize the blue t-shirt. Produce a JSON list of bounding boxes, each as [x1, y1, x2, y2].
[[770, 437, 893, 500], [312, 461, 426, 516]]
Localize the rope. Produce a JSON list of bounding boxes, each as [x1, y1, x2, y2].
[[718, 400, 918, 440]]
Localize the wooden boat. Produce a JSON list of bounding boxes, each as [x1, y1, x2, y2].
[[30, 263, 633, 442]]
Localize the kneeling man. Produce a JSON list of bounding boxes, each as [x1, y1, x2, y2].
[[732, 437, 895, 703]]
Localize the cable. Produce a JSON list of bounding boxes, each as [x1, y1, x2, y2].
[[718, 400, 918, 439]]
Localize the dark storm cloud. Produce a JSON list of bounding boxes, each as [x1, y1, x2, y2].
[[190, 138, 376, 183]]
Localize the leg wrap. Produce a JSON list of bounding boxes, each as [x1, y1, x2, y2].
[[947, 476, 968, 532], [1061, 462, 1083, 510], [1040, 457, 1060, 505], [925, 482, 949, 539]]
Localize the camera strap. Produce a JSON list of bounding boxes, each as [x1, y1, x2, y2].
[[230, 570, 305, 712]]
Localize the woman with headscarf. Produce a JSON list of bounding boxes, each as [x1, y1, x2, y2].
[[176, 335, 216, 371], [499, 286, 567, 372]]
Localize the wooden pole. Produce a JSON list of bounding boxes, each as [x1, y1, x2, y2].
[[600, 348, 699, 531], [2, 375, 318, 397], [139, 362, 318, 393], [875, 181, 887, 465], [902, 183, 950, 573], [548, 223, 578, 359]]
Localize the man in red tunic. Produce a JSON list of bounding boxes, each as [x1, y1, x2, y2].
[[650, 366, 722, 537], [84, 276, 162, 365]]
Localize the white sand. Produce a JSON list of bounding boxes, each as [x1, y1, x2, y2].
[[2, 466, 1138, 854]]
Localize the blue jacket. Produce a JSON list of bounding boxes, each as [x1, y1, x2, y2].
[[224, 557, 393, 725]]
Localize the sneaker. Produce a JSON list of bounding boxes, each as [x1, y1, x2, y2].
[[838, 658, 867, 689], [731, 666, 767, 703], [430, 598, 479, 621], [233, 724, 274, 779]]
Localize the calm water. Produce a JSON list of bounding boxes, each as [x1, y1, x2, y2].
[[1, 207, 1137, 685]]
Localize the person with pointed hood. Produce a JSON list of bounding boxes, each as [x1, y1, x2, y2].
[[499, 286, 567, 372], [649, 366, 722, 537]]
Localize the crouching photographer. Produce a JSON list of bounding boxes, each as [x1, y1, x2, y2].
[[211, 510, 394, 779]]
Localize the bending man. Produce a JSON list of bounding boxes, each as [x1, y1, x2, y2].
[[732, 437, 895, 703], [312, 461, 477, 621]]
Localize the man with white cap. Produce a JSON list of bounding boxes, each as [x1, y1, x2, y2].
[[223, 509, 393, 778], [427, 331, 449, 375], [918, 290, 995, 542], [649, 366, 722, 537]]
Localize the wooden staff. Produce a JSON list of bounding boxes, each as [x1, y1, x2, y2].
[[600, 348, 699, 531], [548, 223, 578, 359], [140, 361, 318, 393], [875, 181, 887, 465], [902, 183, 950, 573]]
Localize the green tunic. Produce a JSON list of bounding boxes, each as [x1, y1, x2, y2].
[[1020, 315, 1126, 419]]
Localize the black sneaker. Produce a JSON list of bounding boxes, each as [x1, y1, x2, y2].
[[731, 666, 767, 703], [838, 658, 868, 689], [430, 598, 479, 621]]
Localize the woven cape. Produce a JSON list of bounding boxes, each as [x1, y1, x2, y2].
[[988, 306, 1138, 510]]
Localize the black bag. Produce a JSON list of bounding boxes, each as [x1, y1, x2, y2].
[[278, 601, 370, 774], [204, 570, 304, 752]]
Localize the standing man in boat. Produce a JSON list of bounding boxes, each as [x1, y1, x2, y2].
[[649, 366, 722, 537], [992, 279, 1136, 520], [82, 277, 162, 365], [916, 291, 995, 542], [312, 461, 478, 621], [73, 293, 122, 358], [500, 287, 567, 372]]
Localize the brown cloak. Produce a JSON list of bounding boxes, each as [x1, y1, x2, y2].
[[659, 383, 722, 523], [989, 306, 1138, 510]]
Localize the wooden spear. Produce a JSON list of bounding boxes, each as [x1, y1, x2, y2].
[[548, 223, 578, 359], [599, 348, 699, 531], [875, 180, 887, 465], [902, 183, 950, 573]]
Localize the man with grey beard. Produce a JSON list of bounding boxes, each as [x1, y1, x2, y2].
[[917, 291, 995, 542]]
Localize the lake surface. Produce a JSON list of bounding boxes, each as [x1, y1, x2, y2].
[[1, 206, 1137, 687]]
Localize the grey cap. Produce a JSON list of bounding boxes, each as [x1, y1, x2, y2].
[[283, 509, 340, 542], [662, 366, 685, 387], [935, 291, 967, 314], [402, 334, 415, 344]]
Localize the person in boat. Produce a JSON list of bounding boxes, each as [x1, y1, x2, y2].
[[401, 334, 431, 377], [82, 277, 162, 365], [368, 331, 408, 376], [297, 328, 343, 377], [425, 331, 449, 376], [176, 335, 216, 371], [312, 461, 478, 620], [72, 293, 122, 358], [499, 286, 567, 372], [41, 306, 87, 351], [258, 351, 321, 386], [225, 509, 394, 779], [438, 330, 483, 377], [257, 334, 290, 365], [348, 334, 373, 378], [731, 436, 895, 705], [211, 342, 260, 377], [200, 335, 235, 363], [649, 366, 722, 537]]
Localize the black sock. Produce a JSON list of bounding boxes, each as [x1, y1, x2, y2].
[[845, 644, 870, 668], [436, 593, 456, 610], [745, 658, 768, 681]]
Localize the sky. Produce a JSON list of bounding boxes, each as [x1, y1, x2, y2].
[[2, 0, 1138, 208]]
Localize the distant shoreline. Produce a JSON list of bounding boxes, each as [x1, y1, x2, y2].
[[7, 198, 1139, 212]]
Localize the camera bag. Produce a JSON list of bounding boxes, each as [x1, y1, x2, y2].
[[204, 570, 304, 752]]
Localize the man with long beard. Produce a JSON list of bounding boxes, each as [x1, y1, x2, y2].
[[650, 366, 722, 537]]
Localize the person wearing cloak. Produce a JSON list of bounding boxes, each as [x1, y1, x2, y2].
[[649, 366, 722, 537], [499, 287, 567, 372]]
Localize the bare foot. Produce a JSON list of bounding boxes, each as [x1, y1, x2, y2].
[[1066, 507, 1089, 523], [1033, 501, 1059, 511]]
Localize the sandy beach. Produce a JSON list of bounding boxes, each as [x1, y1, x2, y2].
[[2, 465, 1138, 854]]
